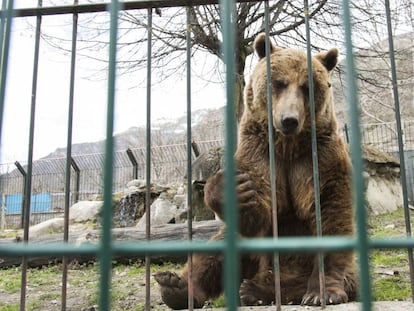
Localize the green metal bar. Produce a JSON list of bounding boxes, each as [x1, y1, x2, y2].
[[263, 1, 281, 309], [0, 0, 6, 79], [185, 6, 194, 310], [341, 1, 372, 310], [0, 0, 13, 147], [3, 236, 414, 257], [5, 0, 259, 18], [62, 0, 79, 309], [21, 1, 42, 310], [145, 7, 152, 311], [384, 0, 414, 302], [219, 0, 238, 309], [304, 0, 326, 307], [99, 0, 120, 310]]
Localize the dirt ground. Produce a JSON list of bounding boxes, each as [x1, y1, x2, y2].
[[1, 209, 413, 310], [0, 259, 413, 311]]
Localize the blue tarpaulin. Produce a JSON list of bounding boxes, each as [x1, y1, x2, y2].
[[0, 193, 51, 214]]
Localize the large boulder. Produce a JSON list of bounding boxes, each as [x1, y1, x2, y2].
[[29, 217, 64, 238], [362, 145, 402, 214], [69, 201, 103, 223], [136, 192, 187, 228]]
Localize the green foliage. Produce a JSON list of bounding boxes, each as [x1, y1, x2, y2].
[[210, 295, 226, 308]]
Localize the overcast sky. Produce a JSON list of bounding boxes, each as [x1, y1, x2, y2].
[[0, 1, 226, 164]]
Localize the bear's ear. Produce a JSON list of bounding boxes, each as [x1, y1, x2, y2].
[[315, 48, 339, 72], [253, 32, 277, 59]]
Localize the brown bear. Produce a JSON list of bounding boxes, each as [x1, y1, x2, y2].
[[154, 33, 357, 309]]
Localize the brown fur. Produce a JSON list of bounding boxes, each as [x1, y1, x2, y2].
[[154, 33, 357, 308]]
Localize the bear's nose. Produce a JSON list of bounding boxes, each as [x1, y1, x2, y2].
[[281, 116, 299, 135]]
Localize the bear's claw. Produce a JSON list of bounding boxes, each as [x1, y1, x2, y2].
[[239, 279, 272, 306], [301, 287, 348, 306]]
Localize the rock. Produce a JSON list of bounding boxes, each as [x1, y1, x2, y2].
[[126, 179, 146, 189], [69, 201, 103, 223], [29, 217, 64, 238], [116, 190, 160, 228], [136, 193, 186, 227], [173, 194, 185, 208], [191, 181, 215, 221], [191, 147, 224, 182], [384, 223, 396, 229], [365, 175, 402, 215]]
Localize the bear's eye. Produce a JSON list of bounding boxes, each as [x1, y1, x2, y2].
[[300, 83, 309, 95], [274, 79, 288, 90], [327, 81, 332, 88]]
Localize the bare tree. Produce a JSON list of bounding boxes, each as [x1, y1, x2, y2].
[[41, 0, 413, 124]]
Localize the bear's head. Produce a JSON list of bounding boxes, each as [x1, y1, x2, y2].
[[244, 33, 338, 137]]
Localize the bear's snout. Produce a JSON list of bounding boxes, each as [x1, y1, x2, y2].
[[280, 115, 299, 136]]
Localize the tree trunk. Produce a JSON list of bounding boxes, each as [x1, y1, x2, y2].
[[0, 220, 222, 268]]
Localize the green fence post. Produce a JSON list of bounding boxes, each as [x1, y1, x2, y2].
[[341, 1, 372, 310], [100, 1, 120, 310], [384, 0, 414, 301], [62, 1, 79, 309], [263, 1, 282, 309], [145, 7, 152, 311], [219, 0, 238, 310], [0, 0, 13, 145]]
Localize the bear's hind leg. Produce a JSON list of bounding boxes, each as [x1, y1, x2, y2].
[[154, 254, 223, 310]]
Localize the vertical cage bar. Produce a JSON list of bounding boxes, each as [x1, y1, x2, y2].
[[62, 0, 78, 309], [263, 1, 281, 310], [20, 1, 42, 310], [384, 0, 414, 301], [145, 7, 152, 311], [341, 1, 372, 310], [185, 6, 194, 311], [219, 0, 238, 310], [0, 0, 13, 145], [99, 1, 120, 310], [304, 0, 326, 307]]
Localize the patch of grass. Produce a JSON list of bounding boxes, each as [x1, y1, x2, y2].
[[87, 290, 99, 306], [0, 230, 19, 239], [368, 208, 409, 238], [370, 249, 408, 268], [0, 268, 21, 293], [210, 295, 226, 308], [372, 276, 412, 301], [27, 301, 43, 310], [368, 208, 413, 301], [0, 304, 19, 311], [39, 292, 60, 300]]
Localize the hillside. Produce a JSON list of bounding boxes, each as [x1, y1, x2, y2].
[[43, 107, 225, 159]]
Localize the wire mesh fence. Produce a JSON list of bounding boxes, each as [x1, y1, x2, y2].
[[0, 139, 222, 228]]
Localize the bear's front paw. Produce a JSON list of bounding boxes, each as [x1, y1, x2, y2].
[[239, 279, 272, 306], [204, 171, 258, 216], [301, 287, 348, 306], [153, 271, 189, 310], [236, 173, 258, 209]]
